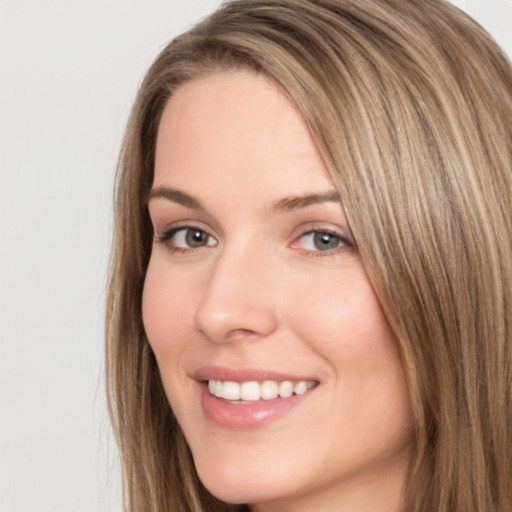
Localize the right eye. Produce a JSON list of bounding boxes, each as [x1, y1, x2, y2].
[[158, 227, 218, 251]]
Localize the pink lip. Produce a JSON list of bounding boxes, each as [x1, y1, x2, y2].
[[193, 365, 315, 383], [193, 366, 318, 429]]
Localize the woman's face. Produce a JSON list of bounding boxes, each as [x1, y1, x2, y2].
[[143, 71, 414, 511]]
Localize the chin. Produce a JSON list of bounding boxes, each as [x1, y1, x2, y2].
[[193, 453, 297, 506], [199, 473, 265, 505]]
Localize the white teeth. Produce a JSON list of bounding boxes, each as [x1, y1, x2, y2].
[[222, 381, 241, 400], [278, 381, 294, 398], [261, 380, 279, 400], [240, 381, 260, 401], [207, 379, 316, 401], [294, 381, 308, 395], [214, 380, 223, 398]]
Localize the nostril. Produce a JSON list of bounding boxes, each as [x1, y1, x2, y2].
[[225, 328, 260, 342]]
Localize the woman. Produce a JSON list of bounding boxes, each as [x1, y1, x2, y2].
[[106, 0, 512, 511]]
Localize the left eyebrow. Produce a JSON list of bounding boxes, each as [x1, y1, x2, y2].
[[271, 190, 341, 213]]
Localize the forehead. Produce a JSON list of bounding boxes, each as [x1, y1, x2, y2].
[[153, 71, 334, 199]]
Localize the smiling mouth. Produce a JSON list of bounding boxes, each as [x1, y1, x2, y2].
[[207, 379, 318, 403]]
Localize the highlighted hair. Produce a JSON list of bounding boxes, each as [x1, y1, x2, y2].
[[106, 1, 512, 510]]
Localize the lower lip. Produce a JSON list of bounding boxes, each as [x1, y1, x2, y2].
[[199, 383, 315, 429]]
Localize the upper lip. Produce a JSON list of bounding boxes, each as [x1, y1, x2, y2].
[[193, 365, 318, 383]]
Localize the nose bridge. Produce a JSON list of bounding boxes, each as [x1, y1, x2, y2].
[[194, 238, 278, 343]]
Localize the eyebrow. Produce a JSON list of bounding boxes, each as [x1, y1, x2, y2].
[[271, 190, 341, 213], [146, 186, 341, 212], [146, 187, 205, 211]]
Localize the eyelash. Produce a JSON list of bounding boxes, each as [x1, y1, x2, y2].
[[293, 228, 354, 257], [155, 224, 217, 254], [154, 225, 354, 257]]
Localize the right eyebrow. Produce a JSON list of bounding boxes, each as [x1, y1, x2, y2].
[[146, 186, 205, 211]]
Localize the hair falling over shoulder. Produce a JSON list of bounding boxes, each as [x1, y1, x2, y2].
[[105, 1, 512, 510]]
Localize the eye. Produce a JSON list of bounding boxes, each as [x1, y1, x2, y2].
[[158, 226, 217, 251], [296, 230, 350, 252]]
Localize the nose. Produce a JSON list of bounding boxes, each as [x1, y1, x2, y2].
[[193, 245, 279, 344]]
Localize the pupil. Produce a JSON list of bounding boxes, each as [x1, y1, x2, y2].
[[314, 232, 339, 250], [186, 229, 207, 247]]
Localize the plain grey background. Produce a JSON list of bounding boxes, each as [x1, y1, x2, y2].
[[1, 1, 511, 511]]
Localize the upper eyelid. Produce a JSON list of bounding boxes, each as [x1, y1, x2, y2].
[[149, 209, 222, 238], [291, 222, 353, 242], [177, 226, 217, 242], [294, 230, 353, 249], [156, 220, 215, 237]]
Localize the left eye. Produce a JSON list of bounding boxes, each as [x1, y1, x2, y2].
[[297, 231, 345, 251]]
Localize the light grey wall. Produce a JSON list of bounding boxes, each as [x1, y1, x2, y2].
[[1, 1, 510, 511]]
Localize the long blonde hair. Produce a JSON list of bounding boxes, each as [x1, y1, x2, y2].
[[106, 1, 512, 510]]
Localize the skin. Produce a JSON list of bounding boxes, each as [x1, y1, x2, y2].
[[143, 70, 414, 512]]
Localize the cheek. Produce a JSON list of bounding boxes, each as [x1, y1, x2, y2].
[[289, 269, 396, 367], [291, 271, 410, 417], [142, 258, 192, 358]]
